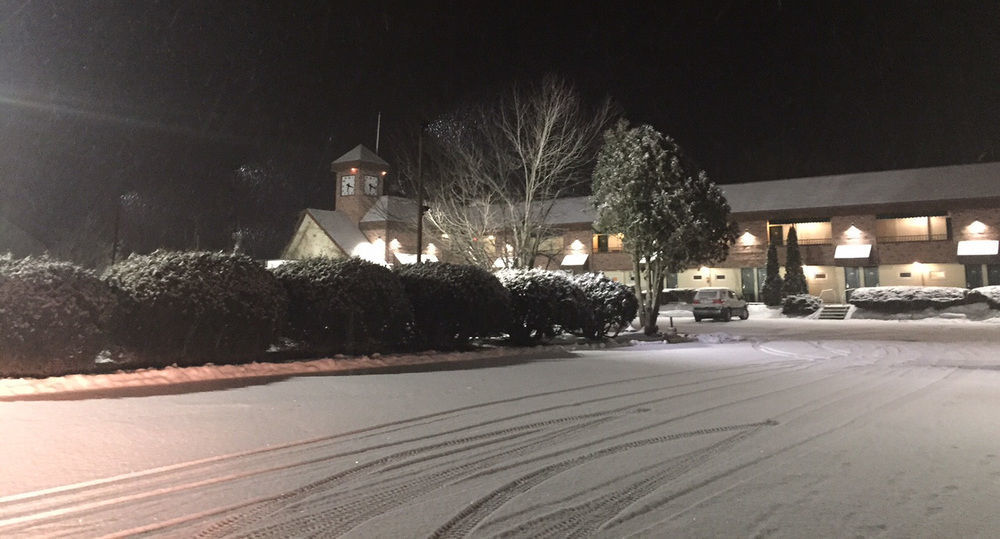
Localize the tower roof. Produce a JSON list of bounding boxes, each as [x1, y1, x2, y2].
[[332, 144, 390, 168]]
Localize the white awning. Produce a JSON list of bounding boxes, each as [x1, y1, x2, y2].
[[834, 244, 872, 259], [394, 252, 439, 265], [561, 253, 589, 266], [957, 240, 999, 256]]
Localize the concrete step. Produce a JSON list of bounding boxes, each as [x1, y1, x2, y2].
[[817, 304, 851, 320]]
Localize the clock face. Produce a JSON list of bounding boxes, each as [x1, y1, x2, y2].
[[364, 175, 378, 195], [341, 174, 355, 195]]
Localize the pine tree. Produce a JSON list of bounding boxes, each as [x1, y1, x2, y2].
[[781, 226, 809, 296], [762, 242, 784, 306]]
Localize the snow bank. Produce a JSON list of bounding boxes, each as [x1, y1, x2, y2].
[[695, 332, 745, 344], [0, 348, 531, 400]]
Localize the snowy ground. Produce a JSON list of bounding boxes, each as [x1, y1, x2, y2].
[[2, 315, 1000, 537]]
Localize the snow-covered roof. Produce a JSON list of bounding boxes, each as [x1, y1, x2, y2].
[[545, 197, 596, 225], [361, 196, 419, 224], [720, 161, 1000, 214], [332, 144, 390, 167], [305, 209, 371, 253]]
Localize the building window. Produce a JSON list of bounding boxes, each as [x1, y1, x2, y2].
[[767, 221, 832, 245], [876, 215, 949, 242], [899, 272, 912, 278], [693, 275, 702, 280], [715, 275, 726, 280], [814, 273, 827, 279], [591, 233, 623, 253]]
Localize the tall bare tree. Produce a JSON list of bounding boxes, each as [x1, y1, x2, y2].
[[408, 77, 615, 269]]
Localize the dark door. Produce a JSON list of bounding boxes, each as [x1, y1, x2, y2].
[[863, 266, 880, 287], [988, 264, 1000, 286], [663, 272, 678, 289], [965, 264, 984, 288], [740, 267, 757, 302], [844, 267, 860, 301]]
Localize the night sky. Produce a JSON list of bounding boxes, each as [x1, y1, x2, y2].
[[1, 1, 998, 262]]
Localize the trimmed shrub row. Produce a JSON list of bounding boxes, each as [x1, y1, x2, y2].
[[0, 253, 636, 377]]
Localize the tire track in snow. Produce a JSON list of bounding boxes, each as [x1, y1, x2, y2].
[[232, 418, 618, 538], [0, 363, 794, 535], [428, 420, 778, 539], [492, 428, 761, 538], [614, 367, 959, 536]]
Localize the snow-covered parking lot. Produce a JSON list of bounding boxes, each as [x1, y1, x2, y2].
[[2, 315, 999, 537]]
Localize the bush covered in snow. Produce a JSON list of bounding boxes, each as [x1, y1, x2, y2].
[[572, 272, 638, 338], [0, 255, 118, 377], [848, 286, 969, 313], [496, 269, 594, 344], [104, 251, 287, 367], [396, 262, 511, 349], [273, 257, 411, 354], [781, 294, 822, 316], [968, 286, 1000, 309]]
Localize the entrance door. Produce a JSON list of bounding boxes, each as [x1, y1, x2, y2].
[[965, 264, 984, 288], [844, 267, 861, 301], [863, 266, 880, 287], [988, 264, 1000, 286], [740, 267, 757, 302], [663, 272, 678, 289]]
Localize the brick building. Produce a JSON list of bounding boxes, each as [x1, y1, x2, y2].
[[546, 162, 1000, 303], [282, 147, 1000, 302]]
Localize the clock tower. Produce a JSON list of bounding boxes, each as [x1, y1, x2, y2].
[[332, 144, 390, 224]]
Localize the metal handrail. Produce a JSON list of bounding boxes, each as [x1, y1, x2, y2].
[[877, 234, 949, 243]]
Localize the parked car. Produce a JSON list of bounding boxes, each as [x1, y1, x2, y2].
[[692, 287, 749, 322]]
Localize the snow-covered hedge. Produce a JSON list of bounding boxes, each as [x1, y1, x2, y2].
[[967, 286, 1000, 309], [104, 251, 287, 367], [781, 294, 822, 316], [848, 286, 970, 313], [396, 262, 511, 349], [496, 269, 594, 344], [573, 273, 638, 338], [273, 257, 411, 354], [0, 255, 118, 377]]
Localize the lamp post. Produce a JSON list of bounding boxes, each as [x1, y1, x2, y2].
[[416, 124, 424, 264]]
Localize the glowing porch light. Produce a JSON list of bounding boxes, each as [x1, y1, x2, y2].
[[968, 220, 988, 235], [389, 238, 402, 252], [350, 167, 358, 173], [569, 239, 585, 252], [739, 231, 757, 246], [845, 225, 862, 239], [505, 243, 514, 252], [486, 235, 496, 241]]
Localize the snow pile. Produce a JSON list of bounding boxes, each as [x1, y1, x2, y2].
[[0, 348, 526, 399], [696, 332, 745, 344]]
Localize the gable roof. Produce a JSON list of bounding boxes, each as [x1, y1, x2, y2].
[[332, 144, 390, 168], [304, 208, 371, 253], [720, 161, 1000, 214]]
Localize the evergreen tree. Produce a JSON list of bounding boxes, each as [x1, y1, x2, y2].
[[762, 242, 784, 306], [592, 120, 738, 335], [781, 226, 809, 296]]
